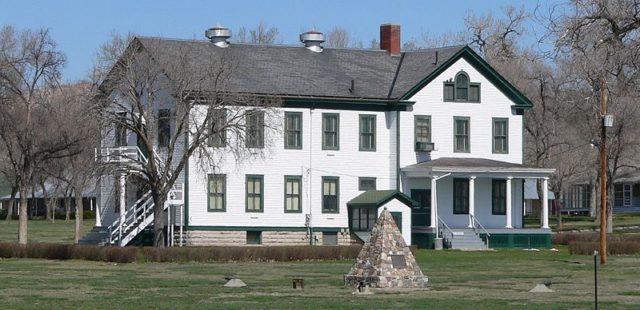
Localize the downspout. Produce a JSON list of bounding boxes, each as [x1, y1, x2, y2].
[[309, 107, 314, 245], [183, 116, 189, 230], [396, 110, 401, 191]]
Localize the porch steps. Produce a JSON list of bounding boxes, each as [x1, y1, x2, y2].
[[448, 229, 489, 250], [78, 226, 110, 246]]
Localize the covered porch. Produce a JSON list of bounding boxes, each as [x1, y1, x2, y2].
[[401, 158, 555, 249]]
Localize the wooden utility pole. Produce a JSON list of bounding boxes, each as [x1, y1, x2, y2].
[[599, 78, 608, 265]]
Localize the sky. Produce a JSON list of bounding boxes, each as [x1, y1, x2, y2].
[[0, 0, 550, 83]]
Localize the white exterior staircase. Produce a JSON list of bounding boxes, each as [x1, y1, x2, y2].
[[82, 146, 184, 246]]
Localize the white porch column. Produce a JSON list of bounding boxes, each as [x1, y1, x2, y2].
[[468, 176, 476, 228], [505, 177, 513, 229], [542, 177, 549, 229], [119, 173, 126, 217], [430, 177, 437, 230], [94, 198, 101, 227]]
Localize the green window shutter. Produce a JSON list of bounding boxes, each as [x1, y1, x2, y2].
[[322, 177, 339, 213], [492, 118, 509, 154], [284, 175, 302, 213], [454, 116, 470, 153], [444, 82, 454, 101], [284, 112, 303, 149], [359, 114, 376, 151], [492, 179, 506, 215], [246, 175, 264, 212], [322, 113, 339, 150], [207, 174, 226, 212], [469, 83, 481, 102]]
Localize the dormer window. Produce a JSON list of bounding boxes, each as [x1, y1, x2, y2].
[[444, 71, 480, 102]]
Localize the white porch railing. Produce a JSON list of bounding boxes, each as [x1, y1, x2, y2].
[[96, 146, 148, 164]]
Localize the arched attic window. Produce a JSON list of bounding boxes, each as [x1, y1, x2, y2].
[[443, 71, 481, 102]]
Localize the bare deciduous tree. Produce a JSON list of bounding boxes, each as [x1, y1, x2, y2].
[[235, 22, 280, 44], [96, 35, 281, 246]]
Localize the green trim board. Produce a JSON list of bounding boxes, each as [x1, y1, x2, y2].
[[480, 233, 552, 248], [400, 46, 534, 109], [185, 226, 344, 232], [283, 97, 415, 112]]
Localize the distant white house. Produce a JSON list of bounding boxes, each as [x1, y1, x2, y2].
[[90, 24, 554, 249]]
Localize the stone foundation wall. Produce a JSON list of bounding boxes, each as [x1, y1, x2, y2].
[[183, 230, 352, 246]]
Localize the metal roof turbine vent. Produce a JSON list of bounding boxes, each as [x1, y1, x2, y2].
[[205, 26, 231, 48], [300, 30, 324, 52]]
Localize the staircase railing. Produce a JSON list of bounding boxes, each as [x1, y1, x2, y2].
[[99, 145, 185, 247], [437, 216, 454, 247], [469, 213, 491, 248]]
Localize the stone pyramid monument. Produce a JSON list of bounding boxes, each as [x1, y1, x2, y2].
[[344, 208, 428, 288]]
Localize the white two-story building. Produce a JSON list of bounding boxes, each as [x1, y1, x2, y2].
[[90, 24, 554, 249]]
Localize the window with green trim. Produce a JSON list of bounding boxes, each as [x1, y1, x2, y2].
[[358, 177, 376, 191], [492, 118, 508, 154], [453, 178, 469, 214], [284, 176, 302, 213], [454, 117, 470, 153], [444, 71, 480, 102], [350, 207, 377, 231], [208, 108, 227, 147], [322, 113, 339, 150], [492, 179, 506, 215], [207, 174, 226, 212], [246, 110, 264, 148], [158, 109, 171, 147], [359, 115, 376, 151], [284, 112, 302, 149], [414, 115, 431, 151], [246, 175, 263, 212], [322, 177, 339, 213]]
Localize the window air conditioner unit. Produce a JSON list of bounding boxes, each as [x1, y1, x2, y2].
[[415, 142, 435, 152]]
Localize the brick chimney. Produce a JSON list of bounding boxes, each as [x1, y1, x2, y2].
[[380, 24, 401, 55]]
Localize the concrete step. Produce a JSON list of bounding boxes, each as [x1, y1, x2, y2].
[[447, 229, 489, 250]]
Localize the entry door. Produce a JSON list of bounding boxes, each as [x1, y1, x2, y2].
[[411, 189, 431, 226]]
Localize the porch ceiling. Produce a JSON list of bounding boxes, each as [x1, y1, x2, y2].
[[402, 157, 555, 178]]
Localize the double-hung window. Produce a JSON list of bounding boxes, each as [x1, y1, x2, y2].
[[492, 118, 508, 154], [322, 113, 339, 150], [246, 175, 263, 212], [208, 108, 227, 147], [284, 112, 302, 149], [414, 115, 431, 152], [284, 176, 302, 213], [453, 178, 469, 214], [359, 115, 376, 151], [454, 117, 470, 153], [208, 174, 226, 212], [322, 177, 339, 213], [246, 110, 264, 148], [492, 179, 506, 215]]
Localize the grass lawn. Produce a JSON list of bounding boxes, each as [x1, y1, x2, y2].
[[0, 219, 95, 244], [0, 249, 639, 309]]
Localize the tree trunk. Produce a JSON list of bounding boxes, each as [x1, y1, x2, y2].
[[606, 185, 614, 233], [65, 195, 71, 222], [41, 182, 51, 221], [555, 191, 563, 232], [152, 192, 166, 247], [74, 186, 84, 244], [18, 186, 28, 245], [5, 186, 17, 221]]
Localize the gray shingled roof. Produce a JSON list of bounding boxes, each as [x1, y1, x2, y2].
[[136, 37, 464, 100]]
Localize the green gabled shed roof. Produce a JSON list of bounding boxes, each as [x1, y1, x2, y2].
[[347, 190, 419, 208]]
